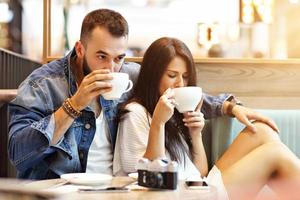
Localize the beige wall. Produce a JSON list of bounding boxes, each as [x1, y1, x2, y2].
[[273, 0, 300, 58]]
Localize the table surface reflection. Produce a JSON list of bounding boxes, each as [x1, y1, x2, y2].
[[0, 177, 217, 200]]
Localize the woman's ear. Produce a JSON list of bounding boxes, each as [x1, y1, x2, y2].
[[74, 41, 85, 59]]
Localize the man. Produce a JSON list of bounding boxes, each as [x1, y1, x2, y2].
[[8, 9, 278, 179]]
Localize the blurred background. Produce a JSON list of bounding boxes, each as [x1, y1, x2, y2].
[[1, 0, 300, 61]]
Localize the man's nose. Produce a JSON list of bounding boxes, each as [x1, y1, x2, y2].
[[104, 60, 115, 72]]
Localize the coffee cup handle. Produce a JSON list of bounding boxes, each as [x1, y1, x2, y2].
[[124, 80, 133, 93]]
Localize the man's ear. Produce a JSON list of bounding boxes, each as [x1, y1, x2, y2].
[[75, 41, 85, 59]]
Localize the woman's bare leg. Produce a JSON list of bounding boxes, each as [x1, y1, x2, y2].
[[218, 142, 300, 199], [216, 122, 280, 171]]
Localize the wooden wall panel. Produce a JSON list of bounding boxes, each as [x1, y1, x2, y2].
[[126, 57, 300, 109], [195, 62, 300, 109]]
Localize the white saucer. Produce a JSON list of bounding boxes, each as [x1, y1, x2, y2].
[[128, 172, 138, 179], [60, 173, 112, 186]]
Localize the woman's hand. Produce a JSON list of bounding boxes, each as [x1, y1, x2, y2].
[[152, 88, 176, 125], [145, 88, 176, 160], [183, 99, 205, 139]]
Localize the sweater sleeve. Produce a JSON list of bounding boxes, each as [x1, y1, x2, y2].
[[113, 103, 151, 175]]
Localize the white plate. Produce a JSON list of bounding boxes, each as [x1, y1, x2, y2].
[[60, 173, 112, 186]]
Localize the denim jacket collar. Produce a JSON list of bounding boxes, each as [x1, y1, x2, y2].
[[64, 49, 119, 149], [64, 49, 78, 97]]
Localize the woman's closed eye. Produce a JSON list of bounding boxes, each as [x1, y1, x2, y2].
[[183, 73, 189, 80], [167, 73, 177, 78]]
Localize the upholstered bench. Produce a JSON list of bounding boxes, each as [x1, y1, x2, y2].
[[205, 109, 300, 164]]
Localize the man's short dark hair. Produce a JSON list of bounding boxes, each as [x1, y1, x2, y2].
[[80, 9, 128, 44]]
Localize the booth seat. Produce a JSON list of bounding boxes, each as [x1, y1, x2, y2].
[[3, 90, 300, 177], [205, 109, 300, 165]]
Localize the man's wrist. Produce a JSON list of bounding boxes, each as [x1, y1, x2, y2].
[[224, 97, 243, 117], [62, 98, 82, 119], [69, 96, 84, 111], [226, 102, 236, 117]]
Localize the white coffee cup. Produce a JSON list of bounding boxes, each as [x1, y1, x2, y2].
[[102, 72, 133, 100], [173, 86, 202, 113]]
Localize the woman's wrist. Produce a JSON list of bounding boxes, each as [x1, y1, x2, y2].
[[151, 116, 165, 128], [190, 133, 203, 143]]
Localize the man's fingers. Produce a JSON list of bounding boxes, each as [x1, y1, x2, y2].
[[248, 114, 280, 133], [257, 116, 279, 133], [238, 115, 257, 133], [266, 119, 280, 133], [84, 73, 113, 86], [84, 69, 111, 79], [256, 119, 280, 133], [85, 81, 112, 92], [90, 88, 113, 98]]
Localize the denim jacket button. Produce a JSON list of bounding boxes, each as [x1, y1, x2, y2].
[[85, 123, 91, 129]]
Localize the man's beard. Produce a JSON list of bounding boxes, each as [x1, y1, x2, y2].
[[82, 56, 92, 76]]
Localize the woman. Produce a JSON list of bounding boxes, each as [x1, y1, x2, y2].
[[113, 37, 300, 199]]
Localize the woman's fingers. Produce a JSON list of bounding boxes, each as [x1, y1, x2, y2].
[[184, 111, 203, 117], [183, 111, 204, 128], [184, 122, 204, 127], [183, 116, 203, 123]]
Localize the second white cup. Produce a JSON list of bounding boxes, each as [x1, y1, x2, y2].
[[173, 86, 202, 113]]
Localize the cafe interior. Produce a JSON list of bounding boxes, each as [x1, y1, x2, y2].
[[1, 0, 300, 199]]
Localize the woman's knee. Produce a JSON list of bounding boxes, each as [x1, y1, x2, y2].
[[242, 122, 280, 144]]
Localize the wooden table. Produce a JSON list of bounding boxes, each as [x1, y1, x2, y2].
[[0, 177, 217, 200]]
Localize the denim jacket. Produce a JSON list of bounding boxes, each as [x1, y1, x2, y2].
[[8, 50, 232, 180]]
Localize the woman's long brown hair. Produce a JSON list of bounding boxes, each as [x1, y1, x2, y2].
[[120, 37, 197, 164]]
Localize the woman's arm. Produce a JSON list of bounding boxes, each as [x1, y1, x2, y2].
[[143, 117, 166, 160], [144, 89, 176, 160], [190, 134, 208, 177], [183, 100, 208, 177]]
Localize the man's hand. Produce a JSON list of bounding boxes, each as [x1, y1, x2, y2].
[[71, 69, 113, 110], [231, 105, 279, 133]]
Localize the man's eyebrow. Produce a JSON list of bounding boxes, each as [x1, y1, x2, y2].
[[96, 50, 108, 55], [95, 50, 126, 58], [118, 53, 126, 57]]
